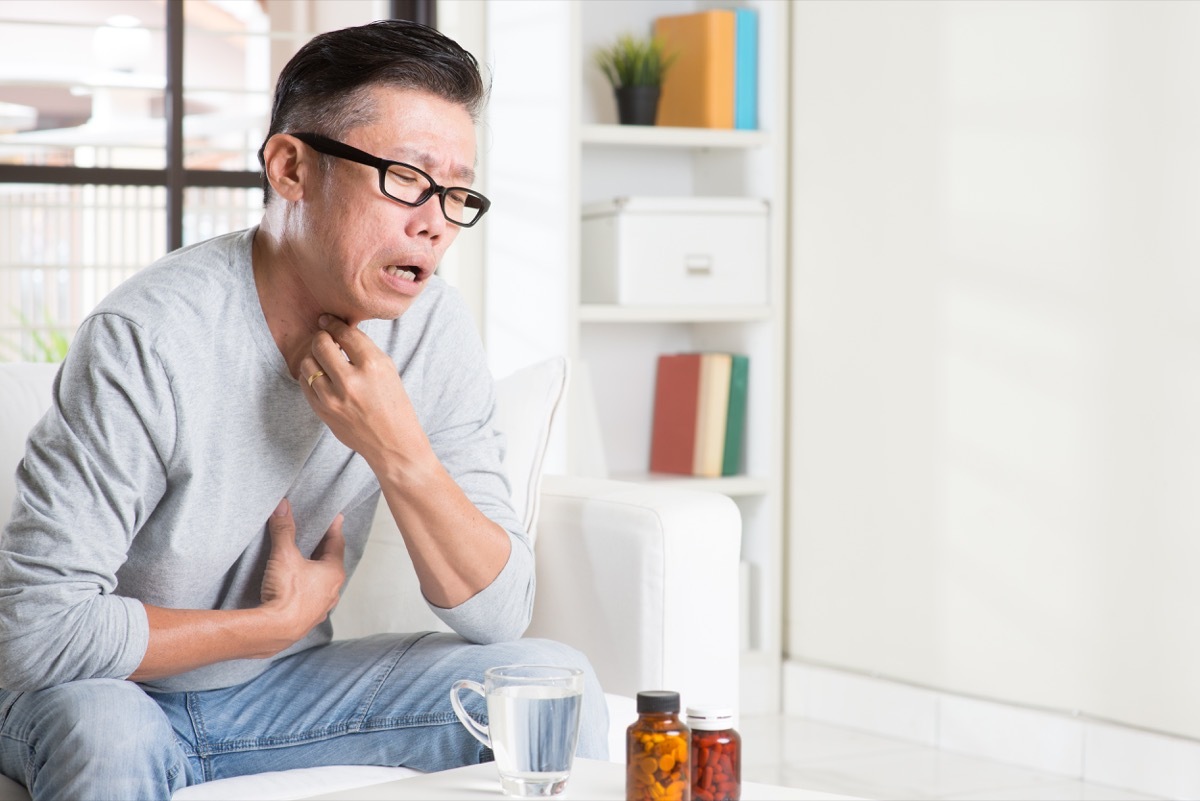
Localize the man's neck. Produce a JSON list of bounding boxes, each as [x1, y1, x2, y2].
[[251, 225, 322, 379]]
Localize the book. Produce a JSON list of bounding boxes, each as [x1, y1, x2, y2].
[[733, 8, 758, 130], [722, 354, 750, 476], [649, 353, 704, 475], [693, 352, 733, 477], [654, 10, 736, 129]]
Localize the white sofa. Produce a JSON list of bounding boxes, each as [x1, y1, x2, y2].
[[0, 360, 741, 800]]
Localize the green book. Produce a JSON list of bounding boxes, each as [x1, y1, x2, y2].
[[721, 354, 749, 476]]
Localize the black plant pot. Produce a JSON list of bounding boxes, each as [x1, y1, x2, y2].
[[614, 85, 661, 126]]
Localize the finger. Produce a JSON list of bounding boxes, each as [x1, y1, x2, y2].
[[313, 514, 346, 565], [317, 314, 374, 365], [299, 356, 329, 392], [310, 329, 348, 377], [267, 498, 299, 552]]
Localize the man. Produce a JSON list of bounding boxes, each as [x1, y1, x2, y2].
[[0, 20, 606, 800]]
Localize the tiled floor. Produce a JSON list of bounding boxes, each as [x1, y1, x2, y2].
[[739, 716, 1165, 800]]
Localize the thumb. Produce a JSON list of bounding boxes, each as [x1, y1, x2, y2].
[[267, 498, 299, 553], [313, 513, 346, 565]]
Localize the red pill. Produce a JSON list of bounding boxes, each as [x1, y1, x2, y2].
[[688, 707, 740, 801]]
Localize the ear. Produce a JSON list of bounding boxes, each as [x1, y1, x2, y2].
[[261, 134, 310, 202]]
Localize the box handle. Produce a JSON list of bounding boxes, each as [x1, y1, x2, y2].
[[684, 254, 713, 276]]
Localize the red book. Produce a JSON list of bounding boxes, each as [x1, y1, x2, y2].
[[649, 353, 703, 474]]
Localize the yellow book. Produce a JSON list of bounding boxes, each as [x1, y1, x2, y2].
[[692, 352, 733, 477], [654, 10, 737, 129]]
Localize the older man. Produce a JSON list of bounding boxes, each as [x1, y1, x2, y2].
[[0, 20, 605, 800]]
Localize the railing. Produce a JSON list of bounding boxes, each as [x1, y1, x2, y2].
[[0, 183, 260, 360]]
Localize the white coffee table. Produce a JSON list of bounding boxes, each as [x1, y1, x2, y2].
[[303, 758, 861, 800]]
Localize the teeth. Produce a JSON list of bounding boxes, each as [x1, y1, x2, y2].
[[386, 266, 418, 281]]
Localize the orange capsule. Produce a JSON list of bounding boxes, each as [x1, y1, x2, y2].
[[629, 693, 691, 801]]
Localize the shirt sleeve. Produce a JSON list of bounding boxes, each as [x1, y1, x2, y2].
[[410, 292, 535, 644], [0, 313, 174, 691]]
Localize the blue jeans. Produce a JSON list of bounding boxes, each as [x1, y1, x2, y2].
[[0, 633, 608, 800]]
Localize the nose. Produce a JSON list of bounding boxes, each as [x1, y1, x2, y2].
[[404, 194, 449, 241]]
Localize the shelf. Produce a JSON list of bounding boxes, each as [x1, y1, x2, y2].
[[578, 304, 771, 323], [580, 124, 769, 149], [740, 649, 777, 666], [609, 472, 770, 498], [567, 0, 786, 717]]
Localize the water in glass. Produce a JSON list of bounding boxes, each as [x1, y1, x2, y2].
[[488, 684, 582, 796]]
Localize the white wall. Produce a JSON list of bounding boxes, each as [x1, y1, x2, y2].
[[480, 0, 574, 473], [787, 0, 1200, 740], [435, 0, 488, 332]]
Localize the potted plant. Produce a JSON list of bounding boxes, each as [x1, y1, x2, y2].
[[594, 33, 676, 126]]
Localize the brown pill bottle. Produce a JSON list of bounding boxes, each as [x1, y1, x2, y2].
[[626, 690, 691, 801], [687, 706, 741, 801]]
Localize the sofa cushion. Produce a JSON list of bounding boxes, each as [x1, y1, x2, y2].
[[331, 356, 568, 638], [0, 362, 59, 521], [492, 355, 569, 542]]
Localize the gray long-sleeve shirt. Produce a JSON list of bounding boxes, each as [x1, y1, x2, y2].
[[0, 227, 532, 693]]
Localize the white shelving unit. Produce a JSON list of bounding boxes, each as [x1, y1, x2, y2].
[[570, 0, 789, 716], [580, 123, 770, 149], [578, 305, 772, 323], [482, 0, 786, 715]]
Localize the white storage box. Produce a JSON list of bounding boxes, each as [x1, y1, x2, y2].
[[581, 196, 769, 306]]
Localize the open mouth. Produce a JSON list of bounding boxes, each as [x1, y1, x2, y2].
[[385, 265, 422, 282]]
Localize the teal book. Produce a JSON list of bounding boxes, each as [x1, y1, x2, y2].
[[722, 354, 750, 476], [733, 8, 758, 130]]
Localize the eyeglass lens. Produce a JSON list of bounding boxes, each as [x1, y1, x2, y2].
[[384, 164, 486, 226]]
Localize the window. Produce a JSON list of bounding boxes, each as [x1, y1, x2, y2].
[[0, 0, 430, 360]]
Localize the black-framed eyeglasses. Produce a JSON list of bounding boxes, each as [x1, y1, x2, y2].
[[290, 132, 491, 228]]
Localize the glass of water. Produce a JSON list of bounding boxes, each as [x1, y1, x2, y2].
[[450, 664, 584, 797]]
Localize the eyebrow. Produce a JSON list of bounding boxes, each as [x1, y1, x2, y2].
[[394, 147, 476, 186]]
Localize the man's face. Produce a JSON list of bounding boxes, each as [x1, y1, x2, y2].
[[295, 86, 477, 323]]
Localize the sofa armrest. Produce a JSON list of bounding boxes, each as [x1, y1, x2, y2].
[[527, 475, 741, 714]]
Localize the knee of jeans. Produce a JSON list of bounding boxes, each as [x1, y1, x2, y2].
[[510, 639, 594, 675], [513, 640, 609, 747], [24, 679, 175, 759], [514, 639, 603, 689]]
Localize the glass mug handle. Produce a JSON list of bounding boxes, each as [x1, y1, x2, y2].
[[450, 679, 491, 748]]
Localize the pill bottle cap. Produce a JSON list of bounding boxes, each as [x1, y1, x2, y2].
[[686, 705, 735, 730], [637, 691, 681, 713]]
